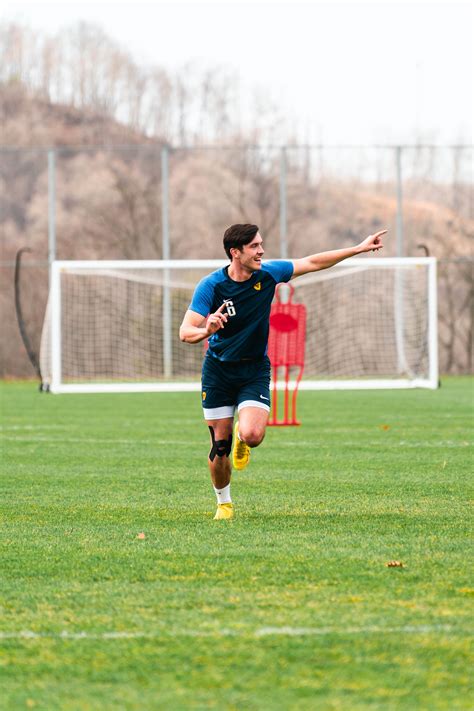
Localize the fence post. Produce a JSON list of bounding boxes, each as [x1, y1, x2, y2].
[[394, 145, 409, 375], [395, 146, 404, 256], [279, 147, 288, 258], [48, 149, 56, 286], [161, 146, 172, 379]]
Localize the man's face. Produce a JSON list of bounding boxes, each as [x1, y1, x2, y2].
[[233, 232, 265, 271]]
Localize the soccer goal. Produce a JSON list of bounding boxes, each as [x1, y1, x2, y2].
[[39, 257, 438, 393]]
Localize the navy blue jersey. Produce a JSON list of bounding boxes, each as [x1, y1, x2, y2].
[[189, 260, 294, 361]]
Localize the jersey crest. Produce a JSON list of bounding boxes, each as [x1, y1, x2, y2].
[[253, 281, 262, 291]]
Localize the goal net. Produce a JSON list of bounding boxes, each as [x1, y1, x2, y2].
[[40, 258, 438, 393]]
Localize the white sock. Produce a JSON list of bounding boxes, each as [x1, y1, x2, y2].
[[214, 483, 232, 505]]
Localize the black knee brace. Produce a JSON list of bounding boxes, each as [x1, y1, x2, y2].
[[208, 426, 232, 462]]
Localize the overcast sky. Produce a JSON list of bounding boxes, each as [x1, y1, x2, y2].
[[3, 0, 473, 145]]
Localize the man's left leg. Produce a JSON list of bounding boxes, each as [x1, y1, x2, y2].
[[237, 406, 269, 447], [233, 405, 269, 470], [232, 357, 271, 471]]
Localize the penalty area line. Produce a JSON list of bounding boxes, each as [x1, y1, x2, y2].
[[0, 624, 464, 641]]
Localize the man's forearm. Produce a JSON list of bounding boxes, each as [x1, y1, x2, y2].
[[307, 245, 361, 271], [292, 230, 386, 278], [293, 245, 361, 277], [179, 326, 209, 344], [180, 302, 229, 344]]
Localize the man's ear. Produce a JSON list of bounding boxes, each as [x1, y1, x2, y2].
[[229, 246, 241, 261]]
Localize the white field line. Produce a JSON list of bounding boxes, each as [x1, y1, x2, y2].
[[0, 624, 465, 641], [255, 625, 465, 637], [2, 436, 471, 449], [279, 441, 472, 448], [0, 425, 71, 430], [1, 414, 467, 431], [1, 437, 200, 445]]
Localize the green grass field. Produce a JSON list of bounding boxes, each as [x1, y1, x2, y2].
[[1, 379, 473, 710]]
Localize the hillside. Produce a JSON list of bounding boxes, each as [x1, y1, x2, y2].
[[1, 81, 160, 149], [1, 83, 472, 377]]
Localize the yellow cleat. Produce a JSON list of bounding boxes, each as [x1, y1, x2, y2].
[[214, 503, 234, 520], [232, 421, 251, 471]]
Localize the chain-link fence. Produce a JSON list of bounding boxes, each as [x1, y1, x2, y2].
[[1, 144, 472, 377]]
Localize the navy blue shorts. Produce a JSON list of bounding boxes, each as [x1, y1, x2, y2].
[[201, 354, 271, 420]]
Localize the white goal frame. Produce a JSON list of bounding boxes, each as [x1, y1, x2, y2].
[[47, 257, 438, 394]]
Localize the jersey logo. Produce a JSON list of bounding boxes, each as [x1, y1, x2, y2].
[[253, 282, 261, 291], [202, 391, 206, 401], [224, 300, 236, 316]]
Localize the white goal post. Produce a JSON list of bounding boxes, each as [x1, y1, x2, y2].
[[40, 257, 438, 393]]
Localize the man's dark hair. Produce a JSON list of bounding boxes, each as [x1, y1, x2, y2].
[[223, 224, 259, 260]]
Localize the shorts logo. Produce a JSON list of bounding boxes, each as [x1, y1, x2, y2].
[[253, 282, 261, 291], [202, 391, 206, 401]]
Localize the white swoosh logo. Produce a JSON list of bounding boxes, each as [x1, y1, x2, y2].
[[259, 395, 269, 400]]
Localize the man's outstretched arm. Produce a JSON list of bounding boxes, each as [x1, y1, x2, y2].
[[291, 230, 387, 278]]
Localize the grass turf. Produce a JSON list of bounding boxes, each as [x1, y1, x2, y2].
[[0, 378, 473, 710]]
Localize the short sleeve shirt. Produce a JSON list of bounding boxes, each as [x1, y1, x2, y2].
[[189, 260, 294, 361]]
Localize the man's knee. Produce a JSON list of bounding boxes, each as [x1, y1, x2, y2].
[[208, 425, 232, 461], [239, 426, 266, 448]]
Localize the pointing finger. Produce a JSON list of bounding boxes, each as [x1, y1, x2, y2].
[[216, 302, 227, 313]]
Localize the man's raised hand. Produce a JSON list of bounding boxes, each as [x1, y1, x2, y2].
[[205, 302, 228, 336], [358, 230, 387, 253]]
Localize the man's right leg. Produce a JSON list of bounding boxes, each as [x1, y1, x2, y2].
[[206, 417, 234, 520]]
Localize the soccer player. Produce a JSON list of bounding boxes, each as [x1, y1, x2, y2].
[[179, 224, 386, 520]]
